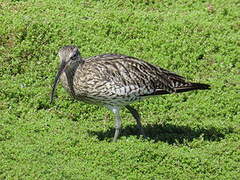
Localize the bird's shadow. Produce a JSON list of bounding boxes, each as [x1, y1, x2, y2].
[[88, 123, 232, 144]]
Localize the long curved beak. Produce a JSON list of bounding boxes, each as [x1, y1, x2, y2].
[[50, 61, 67, 104]]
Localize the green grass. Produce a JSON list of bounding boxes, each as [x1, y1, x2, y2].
[[0, 0, 240, 179]]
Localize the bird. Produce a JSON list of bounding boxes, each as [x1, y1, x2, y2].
[[50, 45, 210, 142]]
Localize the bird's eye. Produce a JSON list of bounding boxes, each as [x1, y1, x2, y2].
[[71, 53, 77, 59]]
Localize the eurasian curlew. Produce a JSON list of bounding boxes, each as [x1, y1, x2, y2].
[[50, 45, 210, 142]]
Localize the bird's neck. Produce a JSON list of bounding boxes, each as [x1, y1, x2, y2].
[[64, 60, 84, 97], [68, 59, 84, 71]]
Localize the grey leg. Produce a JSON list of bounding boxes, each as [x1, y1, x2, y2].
[[125, 105, 146, 138], [107, 106, 122, 142], [113, 111, 121, 142]]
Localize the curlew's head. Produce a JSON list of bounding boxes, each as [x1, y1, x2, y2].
[[50, 45, 82, 104], [58, 45, 81, 64]]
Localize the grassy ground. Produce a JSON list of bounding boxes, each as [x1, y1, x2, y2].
[[0, 0, 240, 179]]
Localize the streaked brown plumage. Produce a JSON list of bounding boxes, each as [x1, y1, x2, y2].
[[51, 45, 210, 142]]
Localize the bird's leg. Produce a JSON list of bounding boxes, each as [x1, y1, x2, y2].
[[125, 105, 146, 138], [107, 106, 122, 142], [113, 112, 121, 142]]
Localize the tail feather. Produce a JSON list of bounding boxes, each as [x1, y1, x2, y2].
[[141, 82, 210, 97], [174, 83, 210, 93]]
